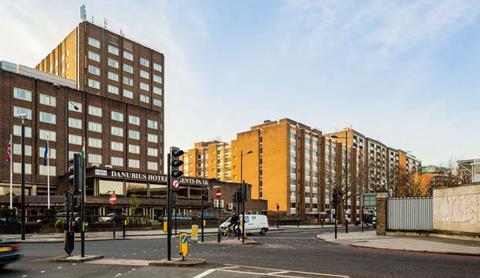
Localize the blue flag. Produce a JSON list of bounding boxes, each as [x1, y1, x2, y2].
[[43, 140, 49, 166]]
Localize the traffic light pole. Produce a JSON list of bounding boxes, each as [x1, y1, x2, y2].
[[201, 184, 204, 242], [167, 152, 172, 261], [20, 117, 25, 240], [81, 146, 85, 257], [335, 186, 338, 240]]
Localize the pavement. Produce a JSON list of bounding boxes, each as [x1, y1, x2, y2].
[[316, 230, 480, 256], [2, 228, 480, 278]]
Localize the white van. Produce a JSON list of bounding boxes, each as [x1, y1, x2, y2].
[[220, 214, 269, 235]]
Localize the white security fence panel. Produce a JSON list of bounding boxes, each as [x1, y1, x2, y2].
[[387, 197, 433, 231]]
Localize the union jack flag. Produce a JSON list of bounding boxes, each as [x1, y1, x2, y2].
[[5, 135, 12, 162]]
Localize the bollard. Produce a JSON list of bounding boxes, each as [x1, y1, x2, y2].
[[163, 221, 168, 234], [191, 225, 198, 243], [123, 219, 127, 239]]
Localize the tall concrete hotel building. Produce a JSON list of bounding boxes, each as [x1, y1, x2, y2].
[[182, 119, 421, 222], [0, 20, 228, 219]]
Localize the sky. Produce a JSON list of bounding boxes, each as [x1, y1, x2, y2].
[[0, 0, 479, 166]]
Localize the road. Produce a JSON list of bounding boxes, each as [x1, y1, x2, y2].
[[2, 227, 479, 278]]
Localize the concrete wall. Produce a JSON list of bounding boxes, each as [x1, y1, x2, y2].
[[433, 184, 480, 234]]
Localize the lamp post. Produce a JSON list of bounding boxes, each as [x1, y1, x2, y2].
[[17, 114, 27, 240], [331, 131, 349, 233], [240, 150, 252, 244]]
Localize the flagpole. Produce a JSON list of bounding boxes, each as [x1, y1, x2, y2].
[[9, 133, 13, 210], [47, 137, 50, 210]]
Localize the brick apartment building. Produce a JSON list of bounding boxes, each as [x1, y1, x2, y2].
[[182, 119, 422, 222]]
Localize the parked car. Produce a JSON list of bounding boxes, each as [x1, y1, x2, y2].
[[98, 213, 125, 224], [193, 212, 218, 220], [162, 214, 192, 221], [56, 212, 78, 218], [0, 238, 22, 268], [220, 214, 269, 236]]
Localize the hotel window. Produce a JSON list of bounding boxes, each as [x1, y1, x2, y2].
[[88, 105, 102, 117], [39, 165, 56, 176], [39, 94, 56, 107], [140, 57, 150, 67], [88, 65, 100, 75], [13, 144, 32, 156], [129, 130, 140, 140], [107, 58, 119, 69], [140, 94, 150, 103], [153, 63, 162, 72], [68, 134, 82, 145], [147, 119, 158, 129], [13, 163, 31, 174], [111, 111, 124, 122], [68, 101, 82, 112], [123, 76, 133, 86], [140, 82, 150, 92], [108, 71, 119, 82], [39, 112, 56, 124], [123, 89, 133, 99], [88, 37, 101, 48], [123, 64, 133, 74], [88, 138, 102, 148], [153, 99, 162, 107], [111, 157, 123, 167], [123, 51, 133, 61], [129, 115, 140, 125], [108, 85, 119, 95], [129, 144, 140, 154], [13, 87, 32, 102], [88, 51, 100, 62], [68, 118, 82, 129], [88, 154, 102, 164], [88, 79, 100, 90], [148, 134, 158, 143], [148, 148, 158, 157], [88, 122, 102, 133], [153, 87, 162, 96], [13, 106, 32, 120], [108, 44, 119, 55], [13, 125, 32, 138], [111, 126, 124, 137], [148, 161, 158, 171], [153, 75, 162, 84], [111, 141, 123, 152], [39, 147, 56, 159], [39, 129, 56, 141], [128, 159, 140, 169], [140, 70, 150, 79]]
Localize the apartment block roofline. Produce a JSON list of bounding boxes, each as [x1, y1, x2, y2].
[[1, 60, 75, 88]]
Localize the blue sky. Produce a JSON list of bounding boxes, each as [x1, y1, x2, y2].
[[1, 0, 479, 166]]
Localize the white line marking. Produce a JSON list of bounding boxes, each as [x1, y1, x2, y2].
[[193, 268, 217, 278], [220, 264, 349, 278], [268, 271, 289, 275]]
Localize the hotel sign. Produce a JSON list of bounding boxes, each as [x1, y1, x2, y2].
[[94, 168, 209, 186]]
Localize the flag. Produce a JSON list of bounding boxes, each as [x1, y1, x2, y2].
[[43, 140, 49, 166], [5, 136, 12, 162]]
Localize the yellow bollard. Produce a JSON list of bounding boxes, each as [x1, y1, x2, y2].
[[191, 225, 198, 242], [163, 221, 168, 234]]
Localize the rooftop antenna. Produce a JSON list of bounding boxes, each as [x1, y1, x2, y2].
[[120, 28, 124, 36], [104, 18, 108, 29], [91, 16, 94, 24], [80, 4, 87, 21]]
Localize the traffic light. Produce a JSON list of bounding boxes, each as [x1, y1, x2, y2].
[[68, 153, 83, 193], [332, 187, 338, 208], [233, 192, 239, 204], [202, 187, 209, 201], [241, 183, 247, 202], [170, 147, 184, 178]]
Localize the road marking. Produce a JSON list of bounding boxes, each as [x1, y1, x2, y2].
[[40, 270, 46, 273], [114, 273, 122, 277], [57, 266, 62, 269], [219, 264, 349, 278], [193, 268, 217, 278]]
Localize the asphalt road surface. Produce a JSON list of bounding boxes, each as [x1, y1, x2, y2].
[[2, 227, 479, 278]]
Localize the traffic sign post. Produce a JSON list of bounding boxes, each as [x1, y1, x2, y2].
[[215, 186, 221, 243], [109, 193, 117, 205]]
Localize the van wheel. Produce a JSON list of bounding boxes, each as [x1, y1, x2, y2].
[[260, 228, 267, 236]]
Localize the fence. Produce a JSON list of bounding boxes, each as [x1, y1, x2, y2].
[[387, 197, 433, 231]]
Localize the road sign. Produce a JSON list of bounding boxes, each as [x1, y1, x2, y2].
[[179, 232, 188, 259], [215, 188, 222, 199], [109, 193, 117, 205], [172, 179, 180, 189]]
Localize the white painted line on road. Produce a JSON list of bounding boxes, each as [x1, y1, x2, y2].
[[57, 266, 62, 269], [268, 271, 289, 275], [40, 270, 46, 273], [193, 268, 217, 278], [220, 264, 350, 278]]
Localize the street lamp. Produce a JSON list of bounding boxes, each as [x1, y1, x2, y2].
[[240, 150, 253, 243], [16, 113, 27, 240], [331, 131, 349, 234]]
